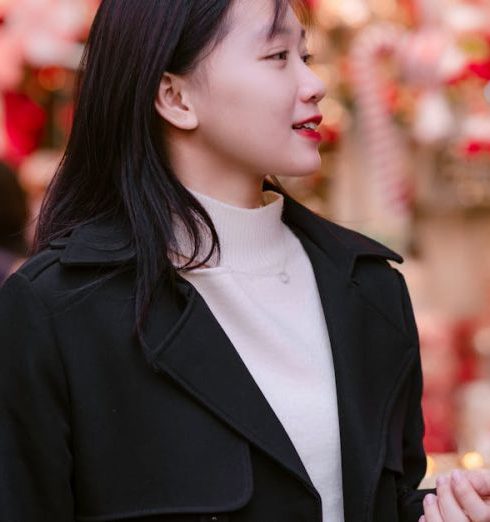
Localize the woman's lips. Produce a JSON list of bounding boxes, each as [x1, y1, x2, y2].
[[294, 127, 322, 142]]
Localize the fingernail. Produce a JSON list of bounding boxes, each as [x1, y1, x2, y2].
[[451, 470, 464, 484], [424, 494, 437, 505], [419, 517, 426, 522]]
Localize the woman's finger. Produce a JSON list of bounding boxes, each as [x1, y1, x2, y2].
[[451, 470, 490, 522], [436, 474, 469, 522], [424, 493, 444, 522], [464, 470, 490, 499]]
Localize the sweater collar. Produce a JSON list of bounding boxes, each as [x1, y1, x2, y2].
[[171, 187, 289, 271]]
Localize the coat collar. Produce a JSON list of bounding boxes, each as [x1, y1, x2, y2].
[[51, 181, 402, 275], [51, 184, 412, 521]]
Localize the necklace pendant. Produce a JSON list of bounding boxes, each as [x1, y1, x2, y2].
[[278, 271, 290, 284]]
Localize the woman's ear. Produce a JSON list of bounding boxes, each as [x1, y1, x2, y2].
[[154, 72, 199, 130]]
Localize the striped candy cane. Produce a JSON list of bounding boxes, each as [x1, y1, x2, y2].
[[349, 23, 412, 234]]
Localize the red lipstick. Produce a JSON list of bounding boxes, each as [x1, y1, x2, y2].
[[294, 128, 322, 142], [292, 115, 323, 142], [293, 115, 323, 127]]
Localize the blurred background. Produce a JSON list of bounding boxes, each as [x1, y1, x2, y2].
[[0, 0, 489, 487]]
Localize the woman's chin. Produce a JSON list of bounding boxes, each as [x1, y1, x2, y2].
[[284, 154, 322, 177]]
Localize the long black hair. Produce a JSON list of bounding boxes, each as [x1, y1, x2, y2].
[[34, 0, 310, 337]]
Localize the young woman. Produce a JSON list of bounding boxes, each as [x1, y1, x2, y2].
[[0, 1, 432, 520]]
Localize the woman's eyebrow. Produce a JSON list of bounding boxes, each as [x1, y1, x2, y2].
[[256, 25, 306, 43]]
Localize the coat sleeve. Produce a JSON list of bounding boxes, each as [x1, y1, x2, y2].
[[394, 270, 435, 522], [0, 272, 74, 520]]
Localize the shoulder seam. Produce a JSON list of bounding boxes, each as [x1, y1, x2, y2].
[[18, 250, 62, 282]]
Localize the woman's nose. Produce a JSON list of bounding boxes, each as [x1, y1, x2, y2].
[[300, 67, 326, 104]]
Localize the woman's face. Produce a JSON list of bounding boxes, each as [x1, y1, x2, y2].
[[185, 0, 326, 179]]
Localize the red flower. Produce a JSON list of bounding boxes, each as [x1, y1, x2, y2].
[[467, 60, 490, 81], [2, 91, 46, 167], [319, 124, 340, 145], [460, 140, 490, 157]]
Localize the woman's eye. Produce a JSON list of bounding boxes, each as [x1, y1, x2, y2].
[[302, 53, 314, 65], [269, 50, 289, 61], [267, 51, 314, 65]]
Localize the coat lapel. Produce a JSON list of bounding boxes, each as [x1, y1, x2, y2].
[[283, 197, 418, 522], [142, 276, 319, 498]]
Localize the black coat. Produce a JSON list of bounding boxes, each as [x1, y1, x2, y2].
[[0, 186, 431, 522]]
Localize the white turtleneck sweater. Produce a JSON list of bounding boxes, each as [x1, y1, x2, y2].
[[173, 187, 344, 522]]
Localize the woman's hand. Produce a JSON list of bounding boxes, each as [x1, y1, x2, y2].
[[420, 469, 490, 522]]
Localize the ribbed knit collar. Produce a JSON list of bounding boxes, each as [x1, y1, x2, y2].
[[172, 186, 289, 271]]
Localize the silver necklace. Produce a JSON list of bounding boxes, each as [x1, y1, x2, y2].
[[227, 261, 291, 284], [223, 225, 292, 284]]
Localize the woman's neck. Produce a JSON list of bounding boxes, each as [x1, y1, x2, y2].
[[171, 186, 287, 270]]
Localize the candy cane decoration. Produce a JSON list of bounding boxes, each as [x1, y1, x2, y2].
[[350, 23, 412, 231]]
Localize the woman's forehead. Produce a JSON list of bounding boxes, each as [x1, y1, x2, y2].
[[226, 0, 304, 44]]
